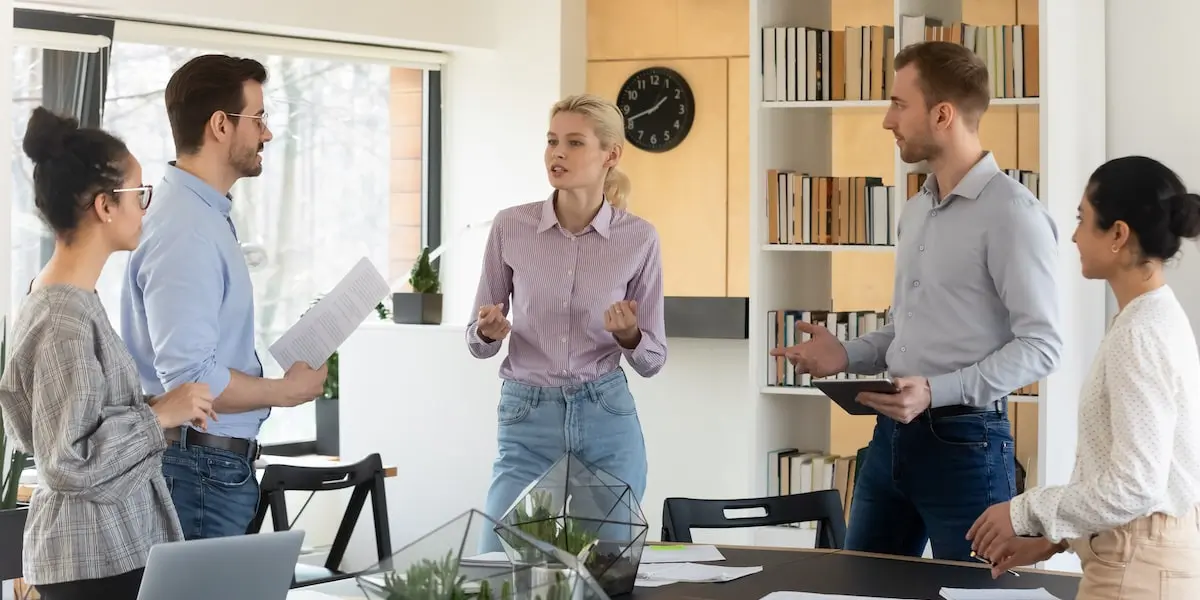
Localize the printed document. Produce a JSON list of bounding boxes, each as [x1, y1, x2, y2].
[[939, 589, 1060, 600], [269, 257, 391, 369]]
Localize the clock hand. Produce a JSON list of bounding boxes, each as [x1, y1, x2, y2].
[[627, 95, 668, 123]]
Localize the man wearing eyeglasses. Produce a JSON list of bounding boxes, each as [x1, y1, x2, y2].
[[120, 54, 328, 540]]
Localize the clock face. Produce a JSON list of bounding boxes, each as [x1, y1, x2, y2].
[[617, 67, 695, 153]]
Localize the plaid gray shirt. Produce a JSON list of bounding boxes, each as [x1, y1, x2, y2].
[[0, 285, 183, 585]]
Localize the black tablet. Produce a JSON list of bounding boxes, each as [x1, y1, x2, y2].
[[812, 378, 899, 416]]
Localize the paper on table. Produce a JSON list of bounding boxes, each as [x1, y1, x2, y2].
[[268, 257, 391, 369], [759, 593, 919, 600], [641, 544, 726, 563], [636, 562, 762, 587], [286, 591, 344, 600], [461, 551, 511, 565], [939, 588, 1061, 600]]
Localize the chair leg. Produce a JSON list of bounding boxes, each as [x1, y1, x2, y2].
[[326, 484, 369, 572], [370, 473, 393, 560]]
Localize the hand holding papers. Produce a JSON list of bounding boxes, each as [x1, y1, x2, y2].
[[269, 257, 391, 371]]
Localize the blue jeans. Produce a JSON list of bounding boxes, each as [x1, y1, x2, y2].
[[480, 368, 648, 553], [845, 406, 1017, 562], [162, 440, 260, 540]]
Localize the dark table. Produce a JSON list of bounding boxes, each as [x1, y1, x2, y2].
[[629, 546, 1081, 600]]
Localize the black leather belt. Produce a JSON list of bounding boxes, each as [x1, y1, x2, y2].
[[928, 397, 1007, 419], [165, 427, 260, 461]]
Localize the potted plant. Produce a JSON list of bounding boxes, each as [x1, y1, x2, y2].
[[314, 301, 391, 456], [0, 318, 31, 581], [392, 246, 442, 325]]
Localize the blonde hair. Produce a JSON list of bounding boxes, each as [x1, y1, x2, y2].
[[549, 93, 632, 210]]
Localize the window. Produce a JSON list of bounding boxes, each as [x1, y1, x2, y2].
[[10, 15, 444, 450]]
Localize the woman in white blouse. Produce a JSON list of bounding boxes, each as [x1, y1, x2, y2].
[[967, 156, 1200, 598]]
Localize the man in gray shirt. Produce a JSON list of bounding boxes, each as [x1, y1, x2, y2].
[[772, 41, 1062, 562]]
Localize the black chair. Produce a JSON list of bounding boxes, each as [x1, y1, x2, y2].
[[661, 489, 847, 549], [246, 453, 393, 588]]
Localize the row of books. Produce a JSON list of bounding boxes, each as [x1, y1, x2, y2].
[[759, 19, 1040, 103], [760, 25, 894, 103], [768, 448, 857, 528], [766, 172, 898, 246], [899, 17, 1039, 100], [767, 309, 891, 388]]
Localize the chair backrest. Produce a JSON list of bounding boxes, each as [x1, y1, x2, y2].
[[660, 489, 847, 549], [246, 453, 393, 572]]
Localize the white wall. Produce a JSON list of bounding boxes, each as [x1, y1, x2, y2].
[[1105, 0, 1200, 338]]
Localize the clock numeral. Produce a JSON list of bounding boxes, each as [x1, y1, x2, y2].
[[674, 88, 682, 100], [627, 120, 634, 130], [637, 79, 646, 90], [674, 120, 681, 130], [621, 104, 630, 114], [664, 131, 671, 141], [650, 74, 660, 85], [650, 134, 658, 145], [637, 130, 644, 140], [625, 90, 639, 101], [678, 105, 686, 115]]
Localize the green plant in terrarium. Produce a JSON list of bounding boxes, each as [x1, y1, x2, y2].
[[508, 490, 599, 559], [376, 551, 514, 600], [408, 246, 440, 294]]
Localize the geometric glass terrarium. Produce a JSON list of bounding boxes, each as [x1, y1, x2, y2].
[[498, 453, 649, 597], [355, 508, 610, 600]]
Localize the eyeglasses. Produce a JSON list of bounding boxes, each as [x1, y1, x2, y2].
[[226, 112, 269, 131], [113, 185, 153, 210]]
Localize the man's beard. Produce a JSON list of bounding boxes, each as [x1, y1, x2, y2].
[[231, 144, 263, 177], [899, 134, 939, 164]]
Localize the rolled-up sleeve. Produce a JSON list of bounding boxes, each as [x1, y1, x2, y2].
[[135, 231, 230, 395], [466, 217, 512, 358], [619, 229, 667, 377], [32, 337, 166, 505]]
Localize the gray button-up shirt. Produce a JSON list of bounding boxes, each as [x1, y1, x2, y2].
[[843, 152, 1063, 408]]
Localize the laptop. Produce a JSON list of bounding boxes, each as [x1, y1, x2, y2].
[[137, 530, 305, 600]]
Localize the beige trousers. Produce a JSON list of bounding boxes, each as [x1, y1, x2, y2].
[[1068, 506, 1200, 600]]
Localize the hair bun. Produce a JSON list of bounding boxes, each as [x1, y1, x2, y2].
[[21, 107, 80, 164], [1168, 192, 1200, 239]]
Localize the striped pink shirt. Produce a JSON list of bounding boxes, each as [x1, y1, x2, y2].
[[466, 194, 667, 387]]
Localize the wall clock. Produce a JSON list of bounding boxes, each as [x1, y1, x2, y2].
[[617, 66, 695, 153]]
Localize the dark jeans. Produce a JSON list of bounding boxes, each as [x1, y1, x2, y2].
[[845, 406, 1017, 562], [35, 568, 144, 600], [162, 442, 260, 539]]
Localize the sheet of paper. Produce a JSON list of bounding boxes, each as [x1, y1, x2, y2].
[[286, 591, 344, 600], [636, 562, 762, 586], [641, 544, 726, 563], [759, 593, 918, 600], [268, 256, 391, 369], [939, 588, 1061, 600]]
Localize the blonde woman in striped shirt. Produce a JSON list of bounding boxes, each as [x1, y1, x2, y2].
[[467, 94, 667, 549]]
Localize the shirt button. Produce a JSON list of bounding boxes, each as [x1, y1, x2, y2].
[[929, 210, 937, 217], [561, 337, 567, 343], [906, 312, 913, 318], [567, 269, 573, 276], [919, 245, 925, 251], [900, 346, 906, 352], [912, 280, 920, 288]]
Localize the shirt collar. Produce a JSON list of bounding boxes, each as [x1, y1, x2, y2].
[[920, 151, 1002, 203], [164, 161, 234, 216], [537, 191, 613, 238]]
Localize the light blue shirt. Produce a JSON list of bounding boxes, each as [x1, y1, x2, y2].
[[842, 152, 1063, 408], [121, 163, 268, 440]]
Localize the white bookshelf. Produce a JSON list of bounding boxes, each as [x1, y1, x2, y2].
[[744, 0, 1107, 571]]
